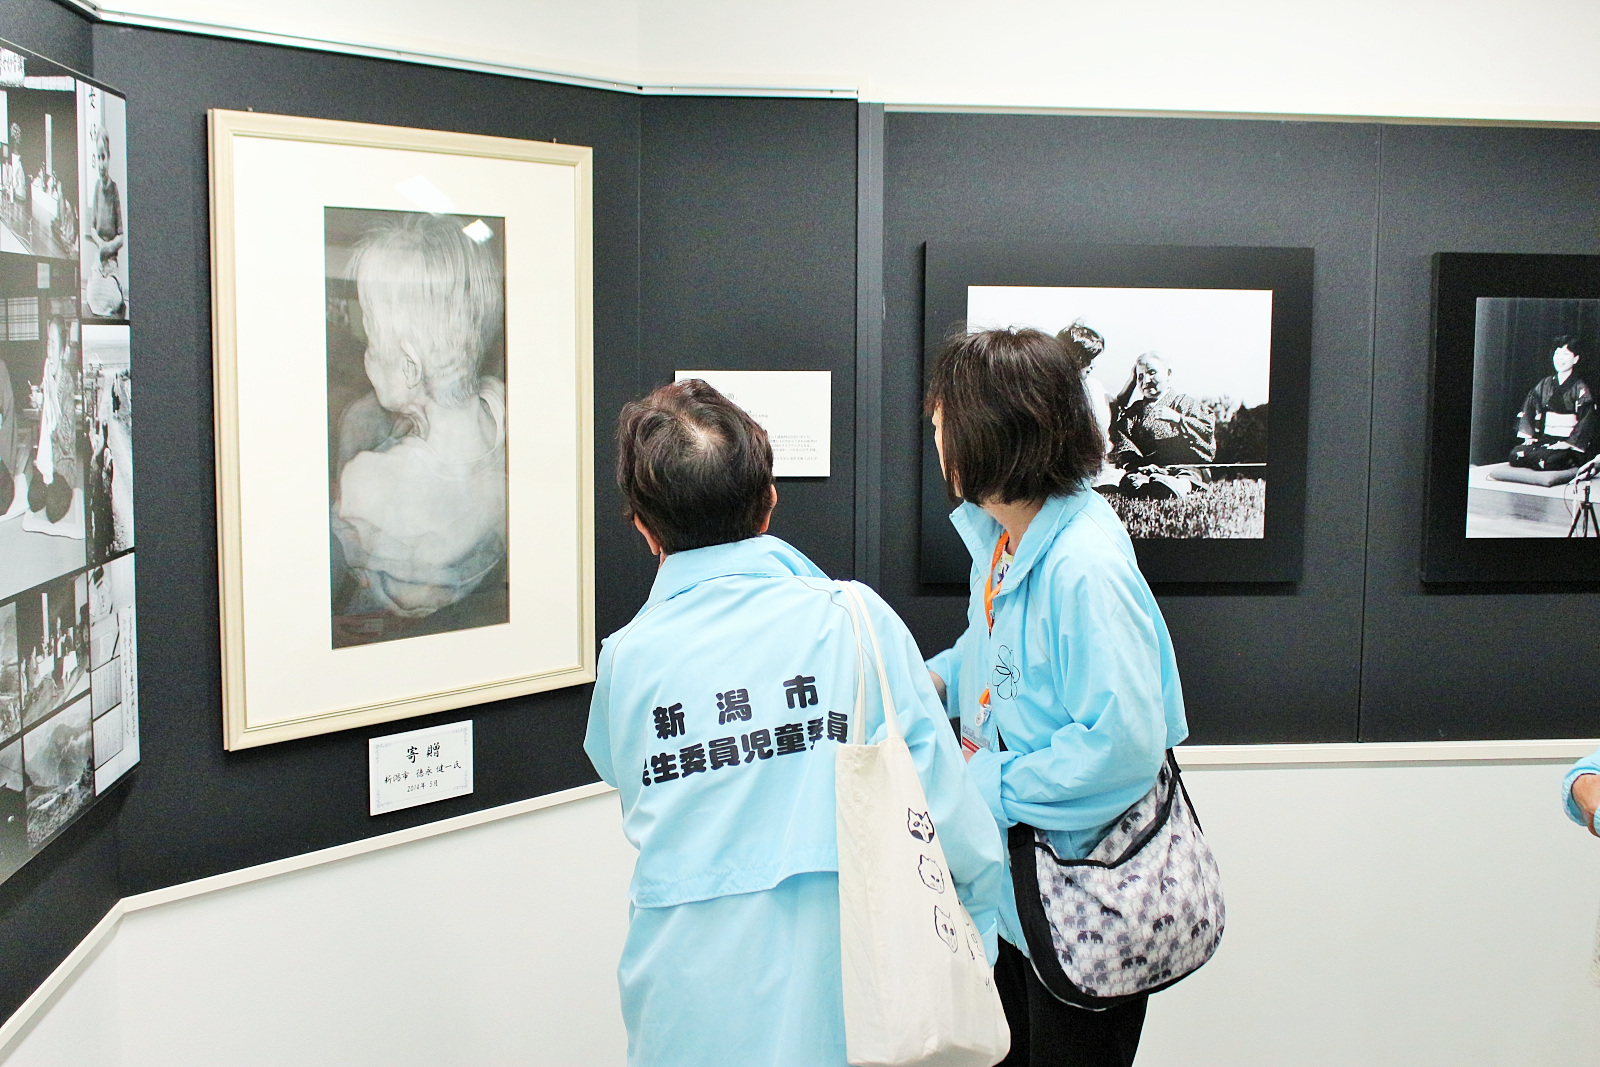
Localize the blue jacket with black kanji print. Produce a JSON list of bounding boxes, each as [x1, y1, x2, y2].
[[585, 535, 1004, 1067], [927, 489, 1190, 956]]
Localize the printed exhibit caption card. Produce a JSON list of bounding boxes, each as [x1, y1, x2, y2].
[[369, 720, 473, 815], [674, 370, 831, 478]]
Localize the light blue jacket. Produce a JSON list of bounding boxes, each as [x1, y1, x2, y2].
[[1563, 746, 1600, 829], [585, 534, 1004, 951], [927, 491, 1189, 952]]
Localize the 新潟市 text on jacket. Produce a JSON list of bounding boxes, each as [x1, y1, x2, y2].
[[585, 535, 1004, 1067]]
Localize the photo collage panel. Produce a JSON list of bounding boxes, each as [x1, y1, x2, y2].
[[0, 39, 135, 884]]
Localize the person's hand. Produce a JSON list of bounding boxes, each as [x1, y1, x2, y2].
[[928, 670, 946, 702], [1573, 774, 1600, 838]]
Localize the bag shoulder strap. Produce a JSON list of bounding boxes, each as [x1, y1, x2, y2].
[[835, 581, 903, 745]]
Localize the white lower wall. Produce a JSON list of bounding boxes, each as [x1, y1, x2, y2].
[[7, 761, 1600, 1066], [6, 789, 638, 1067], [1139, 762, 1600, 1066]]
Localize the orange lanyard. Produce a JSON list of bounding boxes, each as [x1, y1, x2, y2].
[[983, 532, 1010, 634]]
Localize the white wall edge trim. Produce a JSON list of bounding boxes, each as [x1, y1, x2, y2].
[[883, 103, 1600, 129], [0, 901, 123, 1063], [0, 780, 620, 1064], [1177, 738, 1600, 769], [123, 779, 618, 913], [85, 7, 858, 99]]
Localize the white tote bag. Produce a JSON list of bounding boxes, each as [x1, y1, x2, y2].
[[834, 582, 1010, 1067]]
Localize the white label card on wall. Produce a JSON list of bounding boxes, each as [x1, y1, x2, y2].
[[369, 720, 473, 816], [674, 370, 831, 477]]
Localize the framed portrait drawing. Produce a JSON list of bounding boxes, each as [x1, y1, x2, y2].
[[920, 243, 1312, 585], [1422, 252, 1600, 583], [209, 110, 594, 749]]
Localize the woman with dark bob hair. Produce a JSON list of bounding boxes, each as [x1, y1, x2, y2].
[[924, 328, 1190, 1067], [585, 379, 1004, 1067]]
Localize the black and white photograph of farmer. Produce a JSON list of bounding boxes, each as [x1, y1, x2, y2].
[[969, 285, 1272, 538], [325, 207, 509, 648], [1465, 299, 1600, 538]]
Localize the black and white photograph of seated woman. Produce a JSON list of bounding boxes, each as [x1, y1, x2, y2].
[[1465, 299, 1600, 538], [967, 284, 1272, 539], [325, 207, 509, 649]]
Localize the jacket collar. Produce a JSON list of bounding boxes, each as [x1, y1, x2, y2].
[[643, 534, 827, 609], [948, 487, 1094, 597]]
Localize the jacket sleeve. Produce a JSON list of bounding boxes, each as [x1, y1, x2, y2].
[[926, 623, 977, 719], [1563, 746, 1600, 826], [966, 559, 1167, 832], [582, 638, 619, 788], [860, 584, 1006, 964]]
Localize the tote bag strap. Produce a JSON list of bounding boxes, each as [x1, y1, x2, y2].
[[838, 581, 870, 746], [837, 581, 904, 744]]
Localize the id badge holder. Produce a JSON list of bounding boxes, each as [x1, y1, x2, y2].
[[960, 689, 992, 758]]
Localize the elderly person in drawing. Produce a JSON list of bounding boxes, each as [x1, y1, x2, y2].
[[1102, 351, 1217, 499], [330, 214, 506, 636]]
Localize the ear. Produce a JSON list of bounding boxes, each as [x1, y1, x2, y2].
[[632, 515, 665, 557], [756, 484, 778, 534], [397, 342, 424, 389]]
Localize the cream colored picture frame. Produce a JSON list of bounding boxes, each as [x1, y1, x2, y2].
[[209, 110, 594, 750]]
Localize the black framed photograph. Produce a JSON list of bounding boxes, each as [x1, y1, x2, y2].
[[920, 243, 1312, 584], [1422, 253, 1600, 582]]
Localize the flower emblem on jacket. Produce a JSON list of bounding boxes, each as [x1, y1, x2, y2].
[[992, 645, 1018, 701]]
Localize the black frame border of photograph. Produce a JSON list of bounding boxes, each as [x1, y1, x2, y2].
[[919, 242, 1313, 585], [1422, 252, 1600, 583]]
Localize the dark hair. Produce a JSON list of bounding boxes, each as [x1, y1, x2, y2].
[[1056, 320, 1105, 374], [924, 327, 1103, 505], [1553, 334, 1585, 359], [616, 379, 774, 553]]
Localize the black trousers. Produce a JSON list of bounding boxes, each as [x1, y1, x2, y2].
[[994, 939, 1148, 1067]]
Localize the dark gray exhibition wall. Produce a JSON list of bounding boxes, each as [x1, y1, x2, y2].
[[879, 111, 1600, 745], [0, 0, 88, 73], [639, 96, 859, 580], [880, 113, 1380, 745], [1361, 126, 1600, 741], [89, 26, 648, 900], [0, 16, 867, 1023]]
